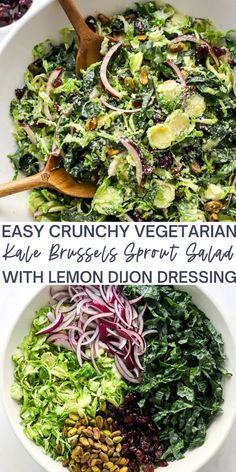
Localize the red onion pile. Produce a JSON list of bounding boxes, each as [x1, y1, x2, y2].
[[100, 42, 124, 100], [36, 285, 157, 384]]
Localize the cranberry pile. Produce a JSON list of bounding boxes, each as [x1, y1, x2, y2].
[[108, 393, 168, 472], [0, 0, 32, 28]]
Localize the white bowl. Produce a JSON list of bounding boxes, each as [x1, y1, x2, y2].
[[1, 285, 236, 472], [1, 0, 236, 220]]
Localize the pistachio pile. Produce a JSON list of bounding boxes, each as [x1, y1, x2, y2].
[[62, 412, 129, 472]]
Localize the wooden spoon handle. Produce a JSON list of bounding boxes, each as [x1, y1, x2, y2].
[[0, 173, 47, 198], [58, 0, 92, 40]]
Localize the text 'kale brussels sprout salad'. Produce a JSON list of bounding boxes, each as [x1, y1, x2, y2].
[[11, 285, 229, 472]]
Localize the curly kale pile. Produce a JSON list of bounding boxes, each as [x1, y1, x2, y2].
[[9, 2, 236, 221]]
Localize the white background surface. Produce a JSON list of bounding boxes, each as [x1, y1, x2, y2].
[[0, 285, 235, 472], [0, 1, 235, 471]]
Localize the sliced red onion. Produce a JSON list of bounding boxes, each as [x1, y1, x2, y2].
[[76, 331, 92, 366], [114, 300, 130, 328], [55, 296, 71, 317], [129, 294, 145, 305], [138, 304, 147, 334], [21, 123, 37, 145], [47, 311, 55, 323], [47, 333, 68, 343], [100, 43, 124, 100], [143, 329, 158, 337], [35, 313, 63, 336], [76, 297, 91, 315], [106, 285, 114, 303], [124, 341, 132, 360], [47, 333, 75, 351], [44, 68, 63, 120], [170, 34, 219, 66], [118, 137, 143, 185], [56, 313, 76, 331], [68, 286, 78, 297], [91, 343, 102, 375], [165, 59, 186, 89], [115, 355, 140, 384], [100, 96, 142, 114], [50, 288, 70, 300], [80, 328, 99, 347], [133, 345, 145, 371], [68, 328, 78, 351]]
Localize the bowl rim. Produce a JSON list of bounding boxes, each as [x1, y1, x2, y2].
[[1, 284, 236, 472]]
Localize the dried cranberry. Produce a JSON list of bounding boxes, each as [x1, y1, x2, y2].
[[20, 4, 27, 12], [137, 416, 149, 425], [111, 396, 167, 469], [129, 462, 139, 472], [213, 46, 226, 57], [155, 446, 163, 459], [148, 423, 158, 433], [134, 18, 145, 34], [124, 414, 134, 424], [14, 11, 23, 20], [129, 445, 137, 453], [124, 393, 137, 403], [135, 449, 144, 462], [0, 7, 11, 26], [85, 15, 97, 32], [156, 153, 173, 168], [15, 87, 25, 100], [143, 465, 155, 472], [132, 210, 143, 222], [196, 43, 208, 62], [112, 420, 118, 429], [19, 0, 32, 6], [158, 460, 168, 467], [140, 438, 150, 452], [53, 78, 63, 88], [118, 404, 126, 415], [133, 100, 142, 108]]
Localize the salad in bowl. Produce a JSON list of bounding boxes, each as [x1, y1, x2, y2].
[[7, 1, 236, 222], [7, 284, 233, 472]]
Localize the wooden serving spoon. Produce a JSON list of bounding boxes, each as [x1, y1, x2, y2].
[[58, 0, 117, 73], [0, 154, 97, 198]]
